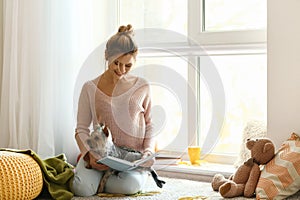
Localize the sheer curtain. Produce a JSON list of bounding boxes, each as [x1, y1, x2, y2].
[[0, 0, 114, 164]]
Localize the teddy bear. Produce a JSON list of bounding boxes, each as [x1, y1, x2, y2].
[[234, 120, 266, 168], [211, 138, 275, 198]]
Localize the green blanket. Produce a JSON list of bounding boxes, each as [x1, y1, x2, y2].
[[0, 148, 74, 200]]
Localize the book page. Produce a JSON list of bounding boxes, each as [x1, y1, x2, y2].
[[134, 153, 158, 166], [97, 153, 158, 171], [97, 156, 135, 171]]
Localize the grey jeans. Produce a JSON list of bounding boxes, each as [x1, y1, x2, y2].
[[71, 157, 149, 197]]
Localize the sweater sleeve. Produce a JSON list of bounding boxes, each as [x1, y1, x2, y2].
[[142, 83, 156, 153], [75, 82, 93, 156]]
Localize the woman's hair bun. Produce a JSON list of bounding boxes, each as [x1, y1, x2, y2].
[[118, 24, 134, 35], [105, 24, 138, 61]]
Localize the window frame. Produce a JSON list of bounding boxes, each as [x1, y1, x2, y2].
[[188, 0, 267, 45], [116, 0, 267, 164], [187, 0, 267, 163]]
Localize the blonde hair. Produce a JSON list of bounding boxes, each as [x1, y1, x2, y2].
[[105, 24, 138, 61]]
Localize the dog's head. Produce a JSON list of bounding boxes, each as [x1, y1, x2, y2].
[[86, 123, 113, 157]]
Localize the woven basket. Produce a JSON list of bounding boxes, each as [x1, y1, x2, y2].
[[0, 151, 43, 200]]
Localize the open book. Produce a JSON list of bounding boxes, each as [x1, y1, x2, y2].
[[97, 153, 158, 171]]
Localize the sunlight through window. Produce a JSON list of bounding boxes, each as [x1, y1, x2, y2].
[[203, 0, 266, 31]]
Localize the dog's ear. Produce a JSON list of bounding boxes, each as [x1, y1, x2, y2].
[[99, 122, 105, 128], [83, 152, 92, 169], [103, 125, 110, 137]]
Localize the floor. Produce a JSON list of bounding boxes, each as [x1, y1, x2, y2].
[[36, 175, 300, 200], [74, 176, 256, 200], [70, 177, 228, 200]]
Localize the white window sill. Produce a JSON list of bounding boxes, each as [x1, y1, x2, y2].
[[154, 162, 235, 182]]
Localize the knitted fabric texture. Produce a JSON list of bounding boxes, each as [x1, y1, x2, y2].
[[76, 75, 155, 156], [0, 149, 75, 200], [0, 151, 43, 200]]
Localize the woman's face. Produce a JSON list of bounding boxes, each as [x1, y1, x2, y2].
[[108, 54, 135, 79]]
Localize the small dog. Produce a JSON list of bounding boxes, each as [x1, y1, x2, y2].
[[84, 123, 166, 193]]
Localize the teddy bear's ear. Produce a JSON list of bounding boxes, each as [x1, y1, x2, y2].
[[246, 140, 255, 150], [263, 142, 274, 153]]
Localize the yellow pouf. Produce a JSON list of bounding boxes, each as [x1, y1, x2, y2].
[[0, 151, 43, 200]]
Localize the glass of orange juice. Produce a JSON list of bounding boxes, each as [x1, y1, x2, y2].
[[188, 146, 201, 165]]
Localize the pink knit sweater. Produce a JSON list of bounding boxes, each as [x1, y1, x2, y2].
[[75, 75, 155, 156]]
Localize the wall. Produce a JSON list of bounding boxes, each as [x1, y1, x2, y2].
[[0, 0, 3, 103], [268, 0, 300, 148]]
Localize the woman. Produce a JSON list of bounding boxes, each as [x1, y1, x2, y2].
[[71, 24, 156, 196]]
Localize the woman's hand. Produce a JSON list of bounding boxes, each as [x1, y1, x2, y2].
[[139, 151, 155, 167], [83, 151, 110, 171]]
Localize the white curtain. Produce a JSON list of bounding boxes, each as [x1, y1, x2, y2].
[[0, 0, 114, 164]]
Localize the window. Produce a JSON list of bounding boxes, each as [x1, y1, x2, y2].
[[119, 0, 190, 153], [191, 0, 267, 161], [133, 56, 189, 152], [118, 0, 267, 164], [199, 55, 267, 156], [203, 0, 266, 32], [189, 0, 266, 45], [119, 0, 187, 38]]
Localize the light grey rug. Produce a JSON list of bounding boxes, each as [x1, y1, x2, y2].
[[71, 176, 211, 200], [70, 177, 300, 200], [36, 176, 300, 200]]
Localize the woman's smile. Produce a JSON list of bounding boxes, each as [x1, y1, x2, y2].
[[114, 70, 125, 77]]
